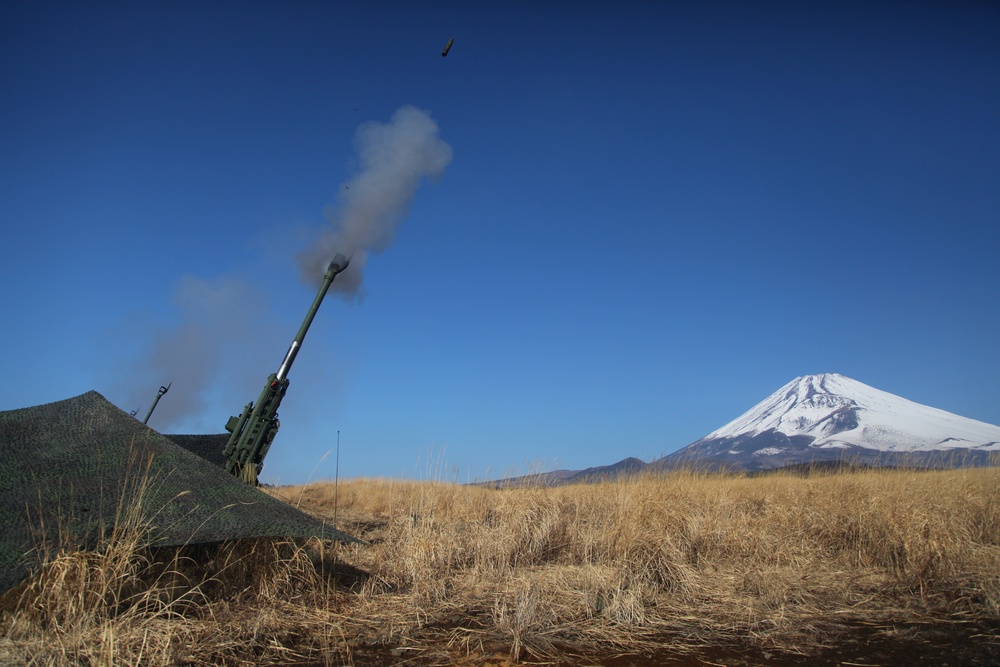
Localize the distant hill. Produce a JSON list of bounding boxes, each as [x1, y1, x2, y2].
[[477, 458, 647, 487]]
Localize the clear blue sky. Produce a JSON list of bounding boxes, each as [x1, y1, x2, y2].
[[3, 1, 998, 484]]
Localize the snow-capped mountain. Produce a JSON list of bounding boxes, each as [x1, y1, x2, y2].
[[657, 374, 1000, 471]]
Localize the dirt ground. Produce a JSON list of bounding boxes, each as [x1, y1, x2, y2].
[[303, 618, 999, 667]]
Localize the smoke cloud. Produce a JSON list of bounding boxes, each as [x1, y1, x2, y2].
[[115, 275, 276, 431], [298, 105, 452, 294], [114, 106, 448, 429]]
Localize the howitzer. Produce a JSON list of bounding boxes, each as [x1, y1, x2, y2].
[[223, 254, 350, 483]]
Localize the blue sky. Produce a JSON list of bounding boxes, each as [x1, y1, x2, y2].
[[2, 1, 998, 484]]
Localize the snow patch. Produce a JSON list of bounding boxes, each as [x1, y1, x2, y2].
[[752, 447, 783, 457], [812, 441, 851, 449]]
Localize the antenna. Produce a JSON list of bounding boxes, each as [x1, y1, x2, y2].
[[334, 430, 340, 528]]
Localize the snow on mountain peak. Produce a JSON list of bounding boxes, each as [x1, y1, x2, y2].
[[705, 373, 1000, 453]]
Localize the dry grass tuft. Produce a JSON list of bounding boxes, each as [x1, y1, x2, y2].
[[3, 465, 999, 665], [0, 458, 347, 667]]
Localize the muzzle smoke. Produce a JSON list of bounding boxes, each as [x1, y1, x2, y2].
[[297, 105, 452, 294], [117, 105, 450, 430], [117, 275, 275, 430]]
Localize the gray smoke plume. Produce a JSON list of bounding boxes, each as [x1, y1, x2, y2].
[[115, 106, 448, 429], [298, 105, 452, 293], [115, 275, 276, 431]]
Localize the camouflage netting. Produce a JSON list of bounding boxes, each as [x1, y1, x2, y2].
[[164, 433, 230, 468], [0, 391, 355, 593]]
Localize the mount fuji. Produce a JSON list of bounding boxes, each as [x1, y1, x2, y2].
[[655, 373, 1000, 471], [490, 373, 1000, 485]]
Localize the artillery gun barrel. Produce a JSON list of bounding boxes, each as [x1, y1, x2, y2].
[[223, 253, 350, 482], [276, 254, 350, 380], [143, 382, 171, 425]]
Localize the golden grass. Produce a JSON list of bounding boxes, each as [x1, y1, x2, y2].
[[2, 465, 999, 665], [316, 468, 1000, 655]]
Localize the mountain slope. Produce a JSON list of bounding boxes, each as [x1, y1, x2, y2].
[[657, 374, 1000, 471]]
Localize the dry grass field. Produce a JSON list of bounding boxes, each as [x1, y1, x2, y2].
[[2, 465, 999, 665]]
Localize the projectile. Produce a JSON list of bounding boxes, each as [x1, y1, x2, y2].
[[441, 37, 454, 57]]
